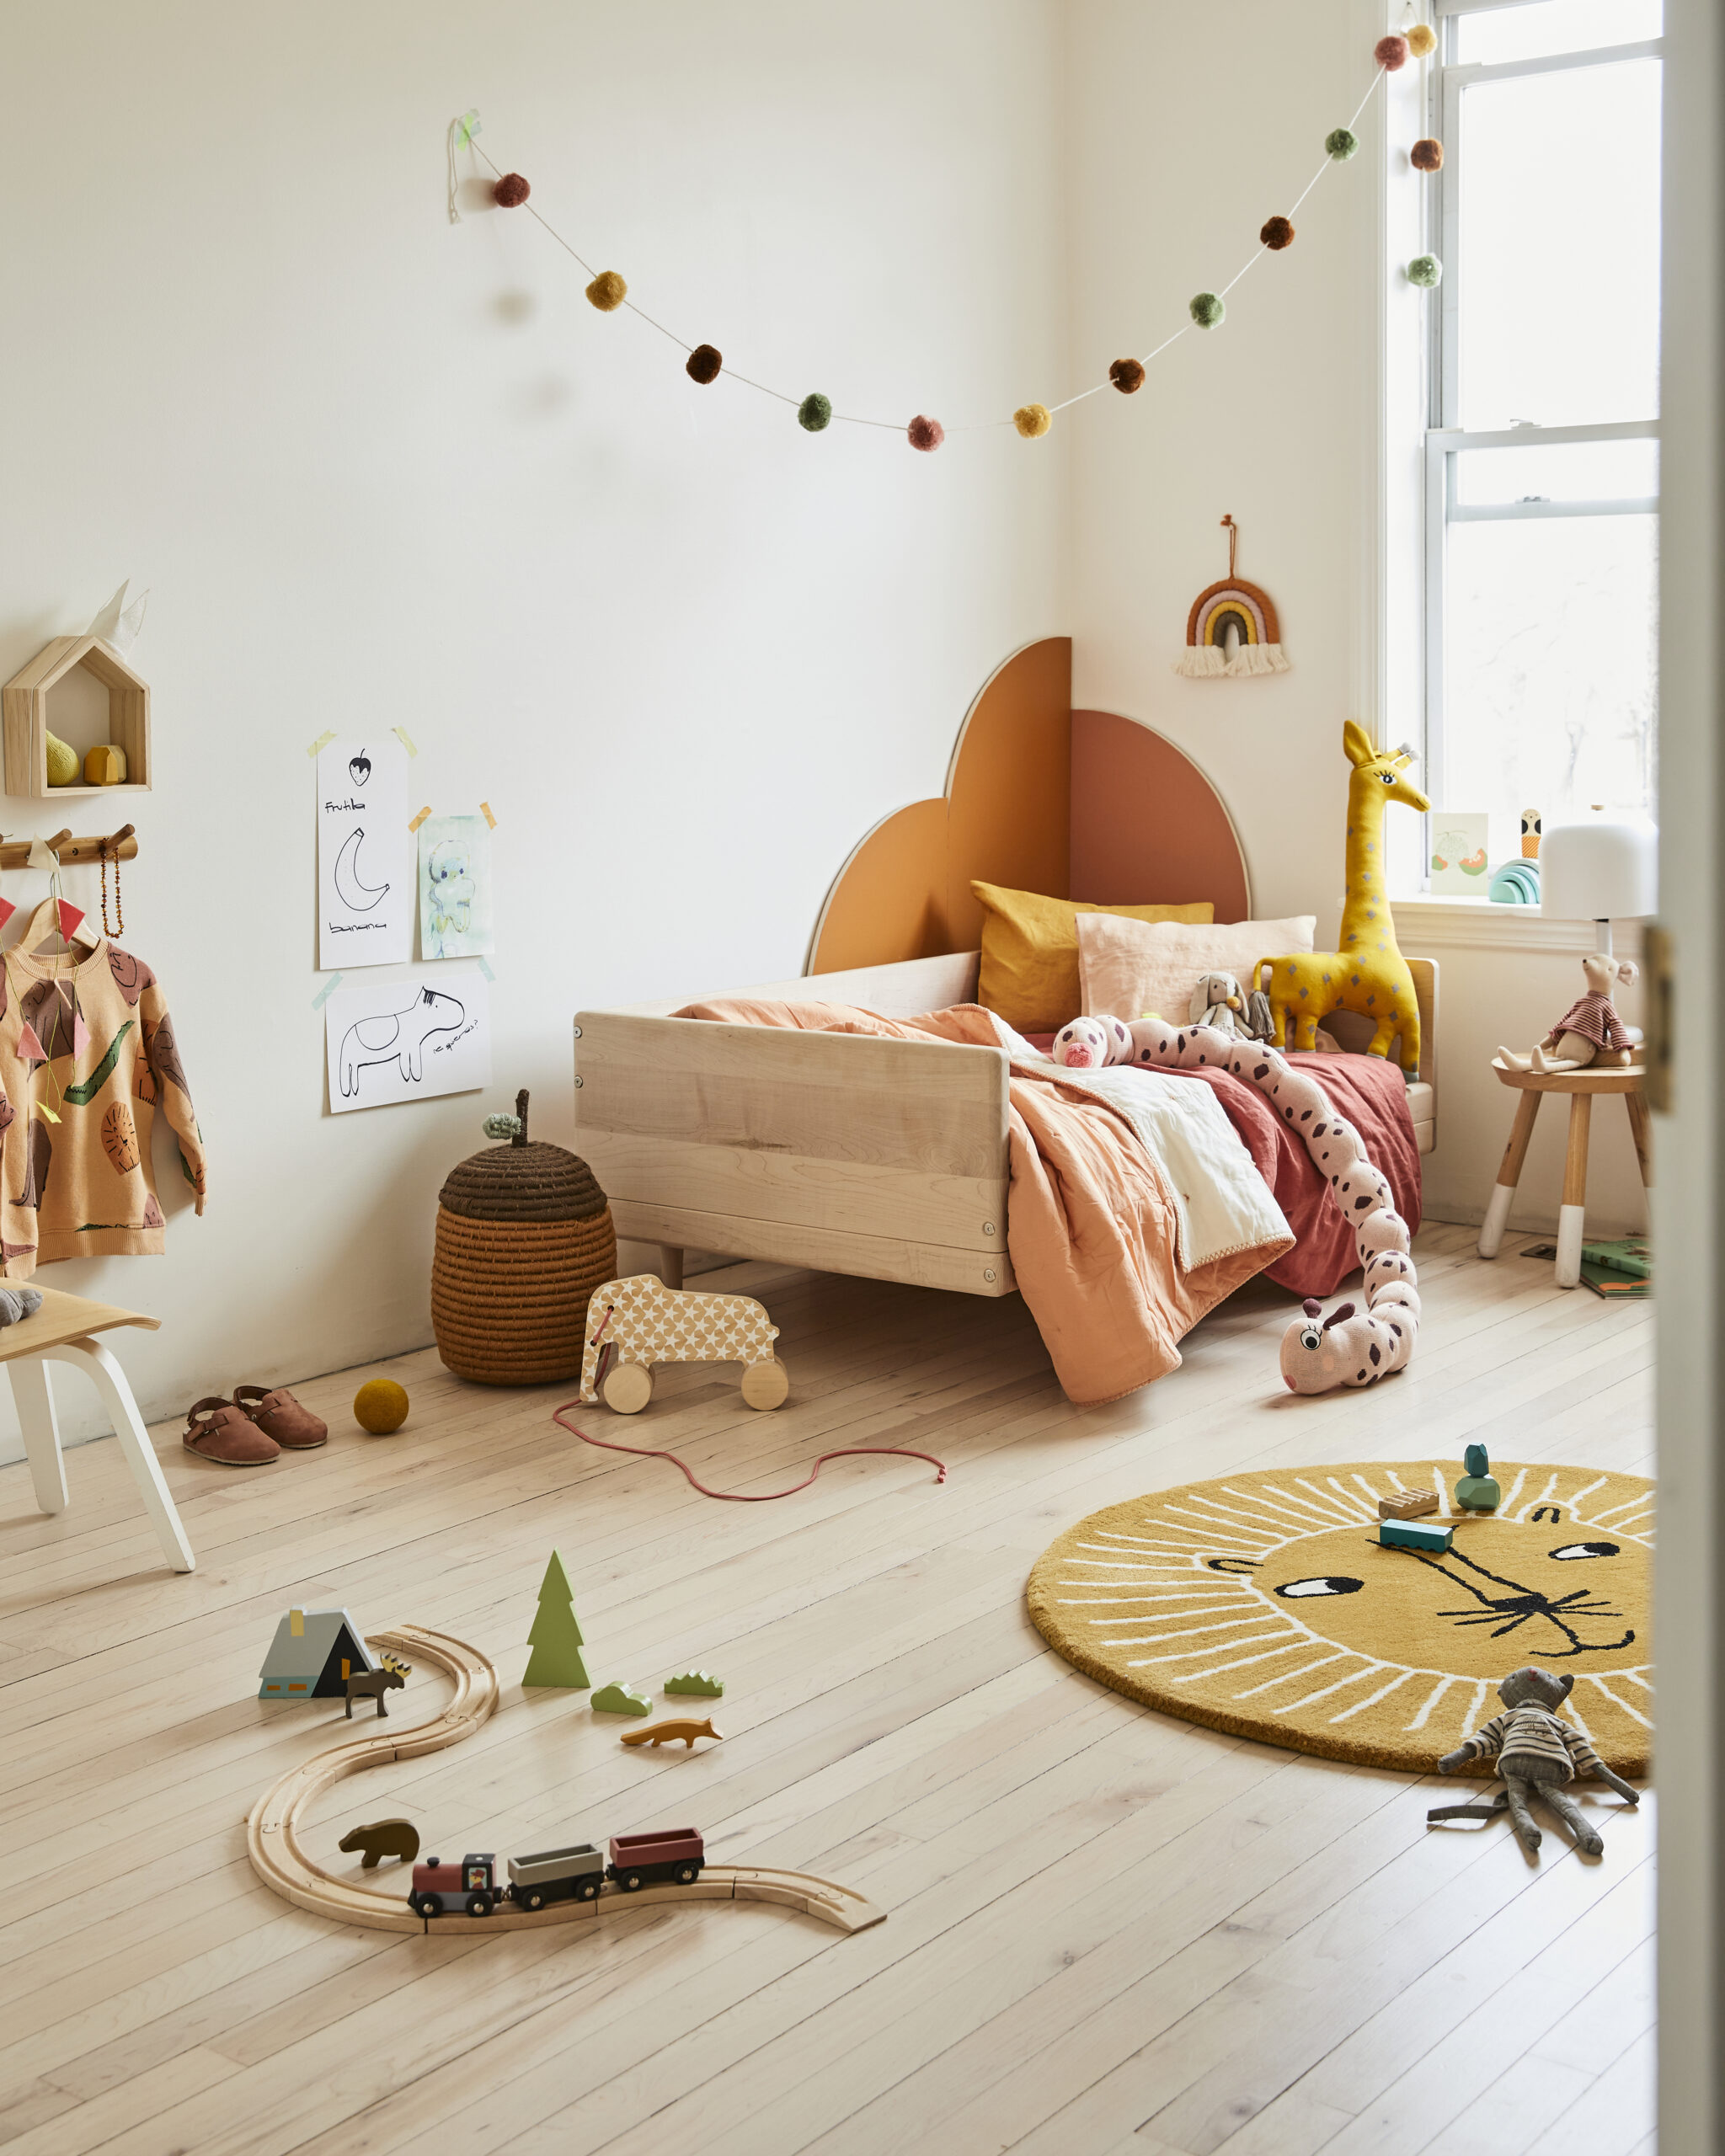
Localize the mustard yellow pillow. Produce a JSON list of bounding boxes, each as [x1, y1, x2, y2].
[[972, 882, 1215, 1033]]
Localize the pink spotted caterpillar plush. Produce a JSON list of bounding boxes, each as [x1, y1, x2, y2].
[[1050, 1015, 1420, 1395]]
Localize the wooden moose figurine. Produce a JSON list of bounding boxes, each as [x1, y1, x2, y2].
[[344, 1653, 411, 1718]]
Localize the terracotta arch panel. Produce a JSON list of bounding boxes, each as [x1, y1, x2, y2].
[[1069, 710, 1252, 922]]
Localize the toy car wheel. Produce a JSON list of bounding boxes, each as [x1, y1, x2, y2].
[[578, 1879, 600, 1900], [674, 1862, 699, 1884], [466, 1892, 493, 1916], [740, 1356, 789, 1411], [620, 1870, 644, 1892], [412, 1893, 440, 1919], [604, 1363, 654, 1415], [523, 1889, 545, 1911]]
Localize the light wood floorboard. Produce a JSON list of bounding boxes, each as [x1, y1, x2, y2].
[[0, 1225, 1653, 2154]]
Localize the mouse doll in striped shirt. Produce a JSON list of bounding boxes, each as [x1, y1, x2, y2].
[[1438, 1667, 1640, 1856]]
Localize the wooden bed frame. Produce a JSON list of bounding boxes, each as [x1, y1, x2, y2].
[[573, 952, 1437, 1301]]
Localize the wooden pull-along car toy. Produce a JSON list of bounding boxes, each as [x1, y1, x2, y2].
[[579, 1274, 788, 1414]]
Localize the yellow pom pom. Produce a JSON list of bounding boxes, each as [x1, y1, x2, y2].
[[1013, 402, 1052, 440], [585, 270, 628, 312], [1405, 23, 1436, 56], [45, 732, 80, 786], [353, 1379, 410, 1435]]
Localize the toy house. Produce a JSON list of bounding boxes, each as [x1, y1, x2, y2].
[[258, 1607, 376, 1700]]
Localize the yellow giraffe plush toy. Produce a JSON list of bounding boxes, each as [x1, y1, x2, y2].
[[1258, 722, 1429, 1071]]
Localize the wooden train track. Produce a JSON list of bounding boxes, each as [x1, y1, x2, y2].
[[244, 1624, 884, 1937]]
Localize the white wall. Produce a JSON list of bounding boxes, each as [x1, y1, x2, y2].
[[0, 0, 1066, 1460], [1062, 0, 1650, 1243]]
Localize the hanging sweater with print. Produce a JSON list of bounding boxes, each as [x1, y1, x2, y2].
[[0, 939, 206, 1275]]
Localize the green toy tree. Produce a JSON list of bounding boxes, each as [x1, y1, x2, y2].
[[523, 1550, 590, 1688]]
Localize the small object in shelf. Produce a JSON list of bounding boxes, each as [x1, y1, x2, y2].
[[1454, 1443, 1502, 1513], [1260, 215, 1295, 250], [1379, 1489, 1439, 1522], [83, 744, 127, 786], [1521, 808, 1542, 859], [686, 343, 723, 384], [46, 734, 81, 785], [354, 1378, 410, 1433], [1410, 138, 1444, 172], [493, 172, 531, 207]]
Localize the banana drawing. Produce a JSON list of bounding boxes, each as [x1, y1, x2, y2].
[[333, 827, 389, 914]]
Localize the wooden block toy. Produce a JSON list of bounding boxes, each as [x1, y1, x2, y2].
[[1379, 1518, 1453, 1554], [579, 1274, 789, 1414], [591, 1680, 654, 1716], [665, 1670, 724, 1697], [344, 1653, 411, 1718], [1455, 1441, 1502, 1512], [523, 1549, 590, 1688], [1378, 1490, 1439, 1521], [339, 1817, 420, 1868], [619, 1716, 723, 1750]]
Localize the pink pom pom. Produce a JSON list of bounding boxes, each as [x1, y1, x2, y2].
[[1375, 33, 1408, 69], [907, 414, 945, 452]]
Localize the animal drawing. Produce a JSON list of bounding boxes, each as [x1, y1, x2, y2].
[[338, 988, 465, 1097], [344, 1653, 411, 1718], [424, 835, 476, 957], [1258, 722, 1429, 1071], [618, 1717, 724, 1749], [338, 1817, 421, 1867]]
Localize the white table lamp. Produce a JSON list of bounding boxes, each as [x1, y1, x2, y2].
[[1538, 808, 1657, 956]]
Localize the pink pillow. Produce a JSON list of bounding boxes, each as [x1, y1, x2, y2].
[[1076, 911, 1318, 1023]]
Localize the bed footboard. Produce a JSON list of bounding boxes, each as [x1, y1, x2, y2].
[[573, 1012, 1017, 1296]]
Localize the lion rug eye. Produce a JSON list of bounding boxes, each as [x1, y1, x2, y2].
[[1274, 1576, 1365, 1598], [1549, 1540, 1621, 1561]]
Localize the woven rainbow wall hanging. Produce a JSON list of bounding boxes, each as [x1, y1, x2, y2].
[[1174, 514, 1290, 680]]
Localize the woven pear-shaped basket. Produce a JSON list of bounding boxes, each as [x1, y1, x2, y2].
[[431, 1089, 617, 1385]]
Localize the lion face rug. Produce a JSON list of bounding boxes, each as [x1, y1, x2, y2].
[[1026, 1461, 1652, 1774]]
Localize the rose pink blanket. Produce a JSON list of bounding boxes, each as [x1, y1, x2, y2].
[[681, 997, 1371, 1406]]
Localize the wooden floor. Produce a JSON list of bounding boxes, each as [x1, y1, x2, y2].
[[0, 1223, 1654, 2156]]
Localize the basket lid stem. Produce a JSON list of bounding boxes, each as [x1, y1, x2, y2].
[[515, 1088, 529, 1146]]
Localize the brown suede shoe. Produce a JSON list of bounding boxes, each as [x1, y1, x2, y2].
[[235, 1385, 328, 1450], [184, 1396, 280, 1466]]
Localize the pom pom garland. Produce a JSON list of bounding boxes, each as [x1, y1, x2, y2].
[[906, 414, 945, 451], [1012, 402, 1052, 439], [1325, 126, 1359, 160], [493, 173, 531, 208], [1406, 23, 1437, 58], [1375, 34, 1408, 69], [1108, 357, 1146, 393], [1407, 253, 1444, 288], [585, 270, 628, 311], [798, 392, 833, 432], [1410, 137, 1444, 172], [1188, 291, 1226, 328], [686, 343, 723, 384], [1260, 215, 1295, 250]]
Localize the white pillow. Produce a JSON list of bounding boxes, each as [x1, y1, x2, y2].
[[1076, 912, 1318, 1024]]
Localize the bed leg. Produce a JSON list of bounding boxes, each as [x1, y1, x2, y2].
[[659, 1246, 685, 1291]]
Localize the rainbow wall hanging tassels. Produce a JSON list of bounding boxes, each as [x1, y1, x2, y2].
[[1173, 514, 1290, 680]]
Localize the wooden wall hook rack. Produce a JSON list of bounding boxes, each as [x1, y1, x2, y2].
[[0, 825, 137, 871]]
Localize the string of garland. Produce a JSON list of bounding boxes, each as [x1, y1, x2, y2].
[[451, 23, 1445, 452]]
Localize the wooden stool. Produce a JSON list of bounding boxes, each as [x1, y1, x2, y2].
[[7, 1285, 193, 1572], [1477, 1060, 1652, 1289]]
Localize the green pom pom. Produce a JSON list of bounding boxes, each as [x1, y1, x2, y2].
[[798, 392, 832, 433], [1326, 127, 1359, 161], [1407, 253, 1443, 288], [1188, 291, 1225, 329]]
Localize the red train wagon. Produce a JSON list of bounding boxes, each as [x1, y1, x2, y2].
[[606, 1828, 704, 1890]]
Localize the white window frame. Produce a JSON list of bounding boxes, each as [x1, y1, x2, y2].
[[1421, 1, 1663, 819]]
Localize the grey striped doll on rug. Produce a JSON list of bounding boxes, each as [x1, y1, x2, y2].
[[1439, 1667, 1640, 1857]]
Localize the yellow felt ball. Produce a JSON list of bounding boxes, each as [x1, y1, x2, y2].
[[45, 732, 80, 786], [354, 1379, 410, 1434], [1406, 23, 1436, 56], [585, 270, 628, 312], [1013, 402, 1052, 440]]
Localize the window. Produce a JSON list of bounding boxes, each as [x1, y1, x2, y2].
[[1421, 0, 1661, 882]]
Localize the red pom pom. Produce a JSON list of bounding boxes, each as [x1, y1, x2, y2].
[[686, 344, 723, 384], [907, 414, 945, 451], [1375, 34, 1408, 69], [1108, 358, 1146, 393], [493, 173, 531, 208], [1410, 137, 1444, 172], [1260, 215, 1295, 251]]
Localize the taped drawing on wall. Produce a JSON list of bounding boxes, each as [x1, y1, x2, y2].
[[318, 738, 412, 969], [418, 814, 494, 960], [324, 970, 492, 1112]]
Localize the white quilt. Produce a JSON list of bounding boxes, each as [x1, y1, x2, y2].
[[989, 1017, 1290, 1272]]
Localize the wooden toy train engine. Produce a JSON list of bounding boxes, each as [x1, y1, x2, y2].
[[409, 1828, 706, 1919]]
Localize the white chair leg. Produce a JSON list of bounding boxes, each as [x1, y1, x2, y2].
[[1477, 1182, 1515, 1260], [9, 1353, 67, 1516], [1555, 1204, 1586, 1291], [58, 1336, 195, 1573]]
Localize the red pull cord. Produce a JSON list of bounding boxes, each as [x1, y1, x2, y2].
[[550, 1401, 947, 1502]]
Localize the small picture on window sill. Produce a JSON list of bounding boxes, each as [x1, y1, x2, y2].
[[1428, 812, 1491, 896]]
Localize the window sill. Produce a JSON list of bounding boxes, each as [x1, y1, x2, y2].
[[1391, 896, 1646, 956]]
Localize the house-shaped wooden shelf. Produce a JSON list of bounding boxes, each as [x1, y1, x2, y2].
[[2, 635, 152, 798]]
